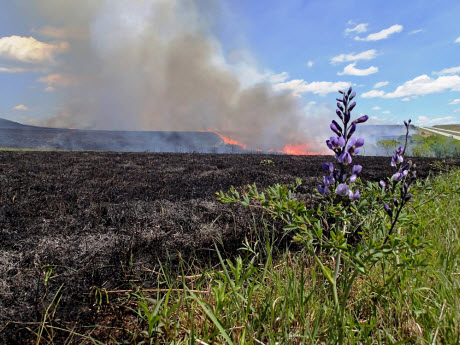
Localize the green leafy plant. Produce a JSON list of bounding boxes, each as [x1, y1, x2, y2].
[[217, 88, 424, 344]]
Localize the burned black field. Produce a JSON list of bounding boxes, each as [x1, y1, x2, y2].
[[1, 151, 458, 342]]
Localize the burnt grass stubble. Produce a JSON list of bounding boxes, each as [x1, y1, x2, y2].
[[0, 151, 458, 342]]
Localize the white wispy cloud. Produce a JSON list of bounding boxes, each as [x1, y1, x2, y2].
[[330, 49, 377, 64], [373, 81, 389, 88], [273, 79, 351, 97], [307, 60, 314, 68], [449, 99, 460, 105], [454, 109, 460, 113], [372, 106, 381, 110], [455, 36, 460, 43], [433, 66, 460, 76], [13, 104, 30, 111], [37, 73, 76, 86], [0, 66, 29, 73], [408, 29, 424, 35], [355, 24, 403, 41], [337, 63, 378, 76], [401, 97, 411, 102], [362, 74, 460, 98], [345, 23, 368, 35], [417, 115, 455, 126], [361, 90, 386, 98], [382, 110, 391, 114], [0, 35, 69, 64]]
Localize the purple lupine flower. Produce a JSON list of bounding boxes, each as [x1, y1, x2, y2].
[[396, 146, 404, 155], [347, 86, 352, 95], [337, 103, 344, 111], [324, 175, 335, 186], [355, 115, 368, 124], [348, 189, 360, 201], [348, 101, 357, 112], [391, 154, 403, 167], [352, 165, 362, 175], [335, 183, 349, 196], [393, 198, 399, 207], [392, 172, 405, 181], [327, 136, 345, 151], [349, 174, 357, 183], [330, 122, 341, 136], [344, 111, 350, 125], [337, 152, 352, 164], [336, 109, 343, 120], [318, 185, 330, 195], [347, 123, 356, 139], [322, 162, 334, 173], [405, 193, 412, 202], [384, 204, 393, 218], [380, 180, 386, 187], [349, 91, 356, 100]]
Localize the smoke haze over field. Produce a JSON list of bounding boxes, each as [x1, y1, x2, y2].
[[24, 0, 337, 151]]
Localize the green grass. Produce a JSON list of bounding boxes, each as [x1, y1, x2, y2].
[[33, 168, 460, 344], [433, 124, 460, 132], [410, 133, 460, 157]]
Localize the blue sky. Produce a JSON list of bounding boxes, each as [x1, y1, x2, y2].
[[0, 0, 459, 129]]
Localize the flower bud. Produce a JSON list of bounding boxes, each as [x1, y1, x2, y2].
[[384, 204, 393, 218], [355, 115, 369, 124]]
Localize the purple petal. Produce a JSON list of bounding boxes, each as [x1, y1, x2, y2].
[[355, 137, 365, 148], [347, 123, 356, 139], [335, 183, 349, 196], [318, 185, 329, 195], [338, 136, 346, 147], [349, 174, 357, 183], [380, 180, 386, 187], [356, 115, 368, 124], [352, 165, 362, 175], [348, 101, 357, 112]]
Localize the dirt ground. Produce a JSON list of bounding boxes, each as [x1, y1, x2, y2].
[[0, 151, 458, 343]]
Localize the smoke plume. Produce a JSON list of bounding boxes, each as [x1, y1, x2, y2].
[[30, 0, 331, 151]]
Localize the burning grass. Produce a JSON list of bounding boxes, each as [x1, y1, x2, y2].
[[0, 151, 459, 343]]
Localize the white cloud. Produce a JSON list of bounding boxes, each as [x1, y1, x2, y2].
[[409, 29, 424, 35], [308, 101, 316, 105], [417, 115, 455, 126], [362, 89, 386, 98], [345, 23, 368, 35], [433, 66, 460, 76], [268, 71, 290, 84], [372, 106, 381, 110], [273, 79, 351, 97], [449, 99, 460, 105], [13, 104, 30, 111], [401, 97, 411, 102], [0, 35, 69, 64], [337, 63, 378, 76], [307, 60, 314, 68], [331, 49, 377, 64], [382, 110, 391, 114], [454, 109, 460, 113], [362, 74, 460, 98], [455, 36, 460, 43], [0, 66, 28, 73], [355, 24, 403, 41], [373, 81, 389, 88]]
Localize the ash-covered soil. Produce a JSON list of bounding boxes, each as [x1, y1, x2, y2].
[[0, 151, 458, 342]]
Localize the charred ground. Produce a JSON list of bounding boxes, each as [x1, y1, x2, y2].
[[0, 151, 458, 342]]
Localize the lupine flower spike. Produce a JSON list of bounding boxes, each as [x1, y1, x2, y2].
[[318, 87, 368, 200]]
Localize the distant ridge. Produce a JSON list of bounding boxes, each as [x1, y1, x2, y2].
[[0, 118, 40, 129]]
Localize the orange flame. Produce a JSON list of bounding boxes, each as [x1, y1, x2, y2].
[[281, 143, 316, 155], [202, 130, 247, 150], [203, 129, 324, 155]]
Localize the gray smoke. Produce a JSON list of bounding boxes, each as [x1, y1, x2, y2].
[[30, 0, 330, 151]]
